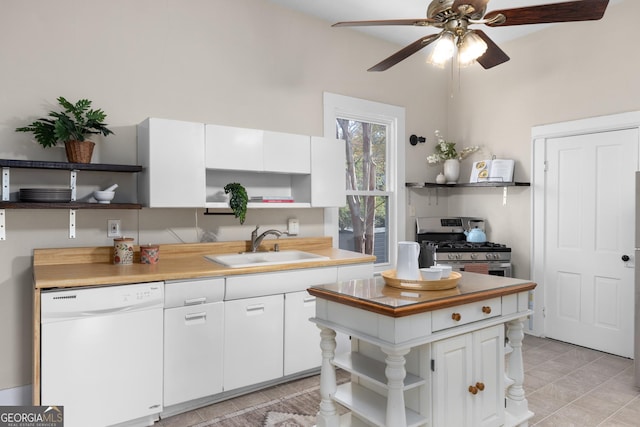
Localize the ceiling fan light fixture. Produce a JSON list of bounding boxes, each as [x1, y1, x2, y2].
[[458, 31, 488, 66], [427, 31, 456, 67]]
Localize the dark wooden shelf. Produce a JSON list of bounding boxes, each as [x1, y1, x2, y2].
[[0, 159, 142, 173], [406, 182, 530, 188], [0, 202, 142, 209]]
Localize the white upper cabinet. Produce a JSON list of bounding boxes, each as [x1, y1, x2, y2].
[[311, 136, 345, 207], [138, 118, 206, 208], [138, 119, 343, 208], [205, 124, 310, 174]]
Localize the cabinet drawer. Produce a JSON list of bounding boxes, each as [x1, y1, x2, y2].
[[165, 278, 225, 308], [432, 297, 501, 332]]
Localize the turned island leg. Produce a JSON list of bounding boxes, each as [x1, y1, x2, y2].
[[381, 346, 410, 427], [506, 318, 533, 426], [316, 326, 339, 427]]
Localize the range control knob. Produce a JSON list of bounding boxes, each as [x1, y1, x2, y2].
[[485, 253, 494, 260], [448, 253, 456, 260], [470, 253, 478, 260]]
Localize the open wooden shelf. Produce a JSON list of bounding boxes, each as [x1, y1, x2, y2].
[[0, 202, 142, 209], [0, 159, 142, 173]]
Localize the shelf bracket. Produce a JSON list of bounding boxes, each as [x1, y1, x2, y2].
[[70, 170, 78, 201], [2, 167, 9, 201], [503, 186, 508, 206], [69, 209, 76, 239], [0, 209, 5, 241]]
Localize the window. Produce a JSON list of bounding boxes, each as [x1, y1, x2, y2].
[[323, 93, 406, 271]]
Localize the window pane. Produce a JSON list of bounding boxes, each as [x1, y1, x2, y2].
[[338, 195, 389, 264], [336, 119, 387, 191]]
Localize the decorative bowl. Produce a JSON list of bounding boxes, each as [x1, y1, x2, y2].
[[420, 267, 442, 280]]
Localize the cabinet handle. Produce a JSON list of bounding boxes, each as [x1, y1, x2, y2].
[[246, 304, 265, 314], [482, 306, 492, 314], [184, 297, 207, 306], [451, 312, 462, 321], [476, 382, 485, 391], [468, 385, 478, 395], [303, 296, 316, 304], [184, 312, 207, 321]]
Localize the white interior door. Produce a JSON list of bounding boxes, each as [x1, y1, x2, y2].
[[544, 128, 637, 357]]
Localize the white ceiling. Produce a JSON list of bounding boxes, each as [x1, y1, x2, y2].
[[268, 0, 622, 47]]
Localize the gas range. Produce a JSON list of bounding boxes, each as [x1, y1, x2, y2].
[[416, 217, 512, 276]]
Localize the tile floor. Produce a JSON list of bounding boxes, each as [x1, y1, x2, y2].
[[159, 335, 640, 426]]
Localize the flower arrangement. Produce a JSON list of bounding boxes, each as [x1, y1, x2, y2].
[[427, 130, 479, 164]]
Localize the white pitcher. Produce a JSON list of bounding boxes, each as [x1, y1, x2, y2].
[[396, 241, 421, 280]]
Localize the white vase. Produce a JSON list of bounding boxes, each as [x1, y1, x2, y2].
[[443, 159, 460, 184]]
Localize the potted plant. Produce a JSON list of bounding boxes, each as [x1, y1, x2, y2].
[[224, 182, 248, 224], [16, 96, 114, 163]]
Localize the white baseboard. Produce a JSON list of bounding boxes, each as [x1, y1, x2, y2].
[[0, 384, 32, 405]]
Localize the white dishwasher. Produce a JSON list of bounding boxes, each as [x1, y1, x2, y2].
[[41, 282, 164, 427]]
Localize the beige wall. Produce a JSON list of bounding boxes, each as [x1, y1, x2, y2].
[[0, 0, 447, 393]]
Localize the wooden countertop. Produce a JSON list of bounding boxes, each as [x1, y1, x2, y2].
[[33, 237, 376, 289], [308, 272, 536, 318]]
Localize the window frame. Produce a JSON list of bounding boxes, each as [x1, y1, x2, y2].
[[323, 92, 406, 274]]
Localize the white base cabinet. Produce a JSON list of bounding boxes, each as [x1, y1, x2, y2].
[[432, 325, 505, 427], [224, 294, 285, 390], [284, 290, 322, 375], [163, 278, 225, 407]]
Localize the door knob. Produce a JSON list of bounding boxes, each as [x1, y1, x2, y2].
[[622, 254, 630, 262], [468, 385, 478, 395]]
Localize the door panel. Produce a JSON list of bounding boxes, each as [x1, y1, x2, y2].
[[545, 128, 637, 357]]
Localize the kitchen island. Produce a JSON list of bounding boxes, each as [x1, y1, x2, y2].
[[308, 272, 536, 427]]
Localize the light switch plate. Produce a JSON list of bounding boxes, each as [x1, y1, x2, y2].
[[107, 219, 121, 238], [287, 218, 299, 235]]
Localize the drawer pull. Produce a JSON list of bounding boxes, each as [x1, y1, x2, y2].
[[476, 382, 485, 391], [303, 296, 316, 304], [246, 304, 265, 313], [184, 297, 206, 306], [451, 312, 462, 321], [468, 385, 478, 395], [482, 306, 492, 314], [184, 312, 207, 321]]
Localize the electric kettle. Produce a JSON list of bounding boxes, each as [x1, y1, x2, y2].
[[396, 241, 421, 280]]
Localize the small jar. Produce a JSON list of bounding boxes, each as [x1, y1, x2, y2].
[[113, 237, 134, 265], [140, 244, 160, 265]]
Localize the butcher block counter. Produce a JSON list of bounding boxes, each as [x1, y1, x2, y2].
[[308, 273, 536, 427], [33, 237, 374, 289]]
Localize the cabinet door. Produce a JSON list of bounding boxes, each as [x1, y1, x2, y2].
[[473, 325, 505, 427], [163, 302, 224, 406], [264, 131, 310, 174], [432, 334, 475, 427], [223, 294, 284, 390], [205, 124, 263, 171], [138, 118, 205, 207], [311, 136, 346, 207], [284, 290, 321, 375]]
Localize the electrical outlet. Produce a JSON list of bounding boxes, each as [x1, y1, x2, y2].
[[287, 218, 299, 236], [409, 205, 416, 217], [107, 219, 121, 238]]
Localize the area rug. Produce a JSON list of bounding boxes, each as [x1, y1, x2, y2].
[[198, 376, 349, 427], [263, 411, 315, 427]]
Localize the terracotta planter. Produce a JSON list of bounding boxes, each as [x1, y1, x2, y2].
[[64, 140, 95, 164]]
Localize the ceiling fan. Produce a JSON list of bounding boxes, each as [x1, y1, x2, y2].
[[333, 0, 609, 71]]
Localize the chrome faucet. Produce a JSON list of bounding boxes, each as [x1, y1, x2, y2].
[[251, 226, 283, 252]]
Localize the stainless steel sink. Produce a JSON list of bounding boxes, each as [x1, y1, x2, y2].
[[205, 250, 329, 268]]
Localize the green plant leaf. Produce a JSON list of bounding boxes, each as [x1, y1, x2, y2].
[[224, 183, 248, 224]]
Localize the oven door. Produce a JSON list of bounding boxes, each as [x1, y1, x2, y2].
[[447, 262, 512, 278]]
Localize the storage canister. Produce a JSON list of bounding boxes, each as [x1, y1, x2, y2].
[[113, 237, 135, 265], [140, 244, 160, 265]]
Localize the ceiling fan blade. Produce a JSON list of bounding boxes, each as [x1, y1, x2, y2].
[[368, 34, 440, 72], [474, 30, 510, 69], [332, 18, 436, 28], [484, 0, 609, 27]]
